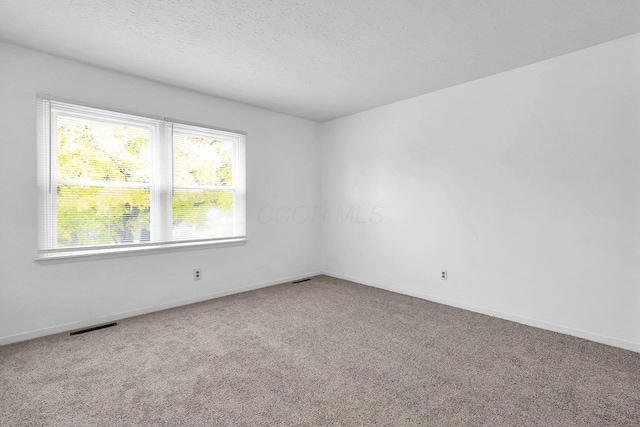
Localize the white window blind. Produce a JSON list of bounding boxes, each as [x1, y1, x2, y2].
[[37, 99, 246, 258]]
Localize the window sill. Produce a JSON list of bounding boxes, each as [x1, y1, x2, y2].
[[35, 238, 247, 264]]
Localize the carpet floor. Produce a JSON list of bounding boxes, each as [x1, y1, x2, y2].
[[1, 275, 639, 426]]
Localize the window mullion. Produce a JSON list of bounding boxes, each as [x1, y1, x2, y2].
[[151, 121, 173, 243]]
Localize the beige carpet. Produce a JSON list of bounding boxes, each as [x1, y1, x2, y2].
[[1, 275, 639, 426]]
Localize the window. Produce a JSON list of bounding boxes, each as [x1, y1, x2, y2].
[[37, 99, 246, 259]]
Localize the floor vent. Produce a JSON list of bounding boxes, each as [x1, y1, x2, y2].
[[292, 278, 311, 284], [70, 323, 117, 336]]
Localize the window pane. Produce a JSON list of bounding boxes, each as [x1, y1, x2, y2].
[[57, 185, 151, 248], [172, 189, 234, 240], [173, 132, 233, 187], [39, 99, 246, 257], [57, 114, 150, 183]]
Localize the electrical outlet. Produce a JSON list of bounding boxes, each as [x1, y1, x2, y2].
[[441, 270, 447, 281], [194, 269, 202, 281]]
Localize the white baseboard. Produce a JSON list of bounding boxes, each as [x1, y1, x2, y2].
[[322, 270, 640, 354], [5, 270, 637, 354], [0, 271, 321, 346]]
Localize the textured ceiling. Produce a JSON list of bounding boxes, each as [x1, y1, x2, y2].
[[1, 1, 639, 121]]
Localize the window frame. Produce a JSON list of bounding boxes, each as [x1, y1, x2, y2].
[[36, 97, 247, 261]]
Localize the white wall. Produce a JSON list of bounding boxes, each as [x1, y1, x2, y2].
[[2, 35, 639, 352], [0, 42, 321, 344], [320, 34, 640, 352]]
